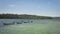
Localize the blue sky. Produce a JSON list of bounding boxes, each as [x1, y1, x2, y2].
[[0, 0, 60, 17]]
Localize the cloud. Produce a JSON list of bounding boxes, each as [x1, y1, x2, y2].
[[9, 4, 15, 7]]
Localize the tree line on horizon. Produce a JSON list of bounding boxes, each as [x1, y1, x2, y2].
[[0, 14, 52, 19]]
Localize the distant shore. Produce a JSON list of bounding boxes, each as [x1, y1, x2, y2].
[[0, 14, 53, 19]]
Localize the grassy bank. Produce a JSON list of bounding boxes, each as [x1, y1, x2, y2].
[[0, 20, 60, 34]]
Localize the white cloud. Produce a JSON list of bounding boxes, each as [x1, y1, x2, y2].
[[9, 4, 15, 7]]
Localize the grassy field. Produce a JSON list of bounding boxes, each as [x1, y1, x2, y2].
[[0, 19, 60, 34]]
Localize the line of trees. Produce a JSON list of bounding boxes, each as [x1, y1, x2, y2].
[[0, 14, 52, 19]]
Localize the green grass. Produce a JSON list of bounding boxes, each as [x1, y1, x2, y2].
[[0, 24, 49, 34], [0, 20, 60, 34]]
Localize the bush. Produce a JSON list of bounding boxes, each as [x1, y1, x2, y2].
[[3, 23, 14, 25], [17, 22, 22, 24]]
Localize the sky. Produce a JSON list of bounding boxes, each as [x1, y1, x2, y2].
[[0, 0, 60, 17]]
